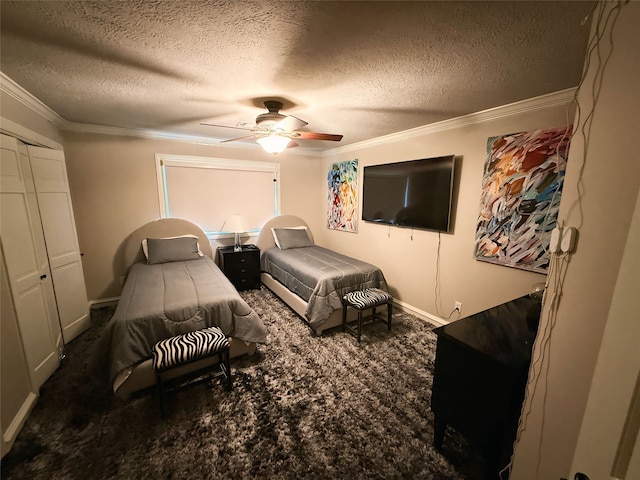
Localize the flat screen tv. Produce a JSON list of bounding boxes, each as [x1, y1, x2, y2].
[[362, 155, 456, 232]]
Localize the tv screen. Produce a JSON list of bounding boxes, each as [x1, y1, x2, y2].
[[362, 155, 456, 232]]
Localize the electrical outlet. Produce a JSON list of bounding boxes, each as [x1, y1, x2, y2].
[[455, 301, 462, 312]]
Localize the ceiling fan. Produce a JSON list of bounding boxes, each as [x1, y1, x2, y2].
[[200, 100, 343, 154]]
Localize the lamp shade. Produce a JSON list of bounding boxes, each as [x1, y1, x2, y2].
[[256, 134, 290, 154], [223, 214, 247, 233]]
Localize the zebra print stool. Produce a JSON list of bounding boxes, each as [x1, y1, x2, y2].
[[152, 327, 232, 416], [342, 288, 393, 343]]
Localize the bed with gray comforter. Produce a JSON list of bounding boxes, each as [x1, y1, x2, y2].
[[261, 245, 388, 329], [91, 256, 267, 385]]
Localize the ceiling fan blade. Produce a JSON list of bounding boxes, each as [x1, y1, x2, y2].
[[277, 115, 308, 132], [295, 131, 343, 142], [200, 123, 254, 132], [220, 135, 257, 143]]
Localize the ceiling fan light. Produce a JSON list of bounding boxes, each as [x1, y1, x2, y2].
[[257, 134, 290, 154]]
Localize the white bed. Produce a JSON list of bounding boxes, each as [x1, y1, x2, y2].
[[256, 215, 388, 335], [98, 218, 265, 400]]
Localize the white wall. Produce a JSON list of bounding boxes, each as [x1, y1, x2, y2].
[[319, 95, 572, 321]]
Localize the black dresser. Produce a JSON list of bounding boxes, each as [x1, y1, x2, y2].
[[431, 295, 541, 479], [217, 244, 261, 291]]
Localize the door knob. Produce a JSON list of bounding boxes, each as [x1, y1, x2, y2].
[[40, 274, 47, 279]]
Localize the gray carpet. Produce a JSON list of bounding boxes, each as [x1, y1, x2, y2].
[[1, 286, 484, 479]]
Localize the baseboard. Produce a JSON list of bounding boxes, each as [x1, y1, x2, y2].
[[88, 297, 120, 308], [392, 298, 448, 327], [1, 391, 38, 459]]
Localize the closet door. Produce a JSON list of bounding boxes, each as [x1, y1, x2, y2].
[[0, 134, 60, 389], [1, 253, 37, 459], [18, 142, 63, 354], [27, 146, 89, 343]]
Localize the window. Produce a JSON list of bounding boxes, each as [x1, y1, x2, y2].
[[155, 154, 280, 238]]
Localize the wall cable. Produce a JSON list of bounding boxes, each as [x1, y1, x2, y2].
[[434, 231, 443, 316], [434, 230, 459, 320]]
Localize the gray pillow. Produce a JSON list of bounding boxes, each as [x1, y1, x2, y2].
[[146, 236, 202, 264], [272, 227, 314, 250]]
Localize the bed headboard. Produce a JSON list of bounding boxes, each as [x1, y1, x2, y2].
[[256, 215, 314, 254], [122, 218, 213, 270]]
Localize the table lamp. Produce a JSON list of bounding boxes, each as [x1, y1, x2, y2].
[[224, 214, 247, 252]]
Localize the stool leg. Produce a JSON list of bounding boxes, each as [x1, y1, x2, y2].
[[357, 310, 362, 343], [217, 350, 231, 390], [157, 375, 166, 418], [224, 350, 232, 390], [342, 304, 347, 332], [387, 302, 392, 330]]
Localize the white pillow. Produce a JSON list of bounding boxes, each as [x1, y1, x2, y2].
[[142, 234, 204, 260]]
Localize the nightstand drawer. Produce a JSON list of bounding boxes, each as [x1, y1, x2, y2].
[[223, 252, 257, 267], [226, 271, 260, 290], [224, 263, 259, 280]]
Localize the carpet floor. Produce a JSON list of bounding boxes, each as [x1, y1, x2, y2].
[[1, 286, 486, 479]]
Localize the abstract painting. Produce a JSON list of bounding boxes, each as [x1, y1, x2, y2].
[[328, 159, 358, 233], [474, 126, 572, 272]]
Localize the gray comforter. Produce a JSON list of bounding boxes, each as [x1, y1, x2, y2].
[[261, 245, 388, 328], [90, 256, 267, 383]]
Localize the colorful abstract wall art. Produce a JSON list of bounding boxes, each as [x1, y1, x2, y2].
[[474, 126, 572, 272], [327, 159, 358, 233]]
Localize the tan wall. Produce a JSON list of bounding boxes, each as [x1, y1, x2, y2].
[[319, 102, 571, 319], [62, 131, 322, 300], [512, 2, 640, 478]]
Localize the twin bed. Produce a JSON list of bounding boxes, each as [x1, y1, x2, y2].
[[92, 215, 388, 399], [90, 218, 267, 399], [256, 215, 388, 335]]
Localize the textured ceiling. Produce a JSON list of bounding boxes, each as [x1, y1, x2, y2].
[[0, 1, 595, 151]]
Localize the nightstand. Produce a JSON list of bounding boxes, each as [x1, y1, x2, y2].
[[217, 244, 260, 291]]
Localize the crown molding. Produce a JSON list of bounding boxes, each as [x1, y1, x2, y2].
[[0, 72, 66, 127], [0, 117, 64, 150], [64, 121, 236, 145], [63, 121, 323, 157], [321, 87, 577, 157], [2, 70, 574, 158]]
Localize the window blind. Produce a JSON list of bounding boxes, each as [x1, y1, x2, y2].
[[157, 154, 280, 236]]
